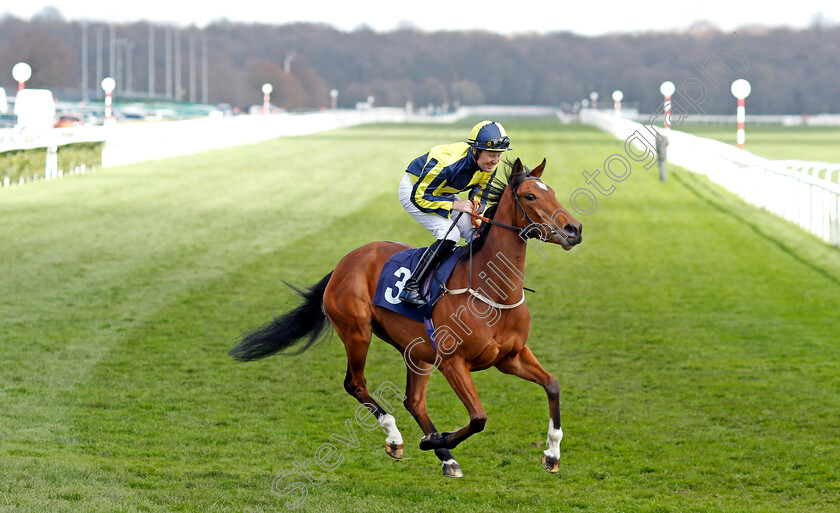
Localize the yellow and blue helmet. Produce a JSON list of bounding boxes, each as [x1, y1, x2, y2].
[[467, 120, 512, 151]]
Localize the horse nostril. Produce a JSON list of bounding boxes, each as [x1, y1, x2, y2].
[[564, 223, 582, 243]]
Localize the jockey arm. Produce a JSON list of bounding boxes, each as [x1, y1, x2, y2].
[[407, 143, 479, 218], [468, 169, 496, 215], [452, 199, 474, 213]]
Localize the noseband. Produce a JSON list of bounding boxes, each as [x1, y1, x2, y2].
[[471, 176, 570, 244], [511, 177, 565, 241]]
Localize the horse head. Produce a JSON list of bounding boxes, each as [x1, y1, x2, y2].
[[506, 158, 583, 251]]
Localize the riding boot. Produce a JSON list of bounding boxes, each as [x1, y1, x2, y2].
[[398, 239, 456, 305]]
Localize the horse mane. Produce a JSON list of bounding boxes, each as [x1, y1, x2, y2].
[[457, 159, 529, 260]]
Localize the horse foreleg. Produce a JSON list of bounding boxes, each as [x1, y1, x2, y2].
[[404, 362, 463, 477], [495, 346, 563, 474], [420, 357, 487, 454]]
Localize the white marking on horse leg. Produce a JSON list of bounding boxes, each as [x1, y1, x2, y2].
[[544, 418, 563, 459], [441, 458, 463, 477], [379, 413, 403, 445]]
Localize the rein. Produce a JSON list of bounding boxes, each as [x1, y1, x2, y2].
[[441, 178, 535, 309], [442, 238, 525, 309], [465, 176, 568, 243], [464, 211, 521, 234], [439, 174, 573, 310]]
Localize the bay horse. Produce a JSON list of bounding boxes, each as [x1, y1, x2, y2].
[[230, 158, 582, 477]]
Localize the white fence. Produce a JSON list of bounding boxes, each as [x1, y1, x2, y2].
[[777, 160, 840, 185], [0, 126, 107, 185], [581, 110, 840, 248], [0, 107, 443, 182], [97, 107, 427, 167], [2, 105, 563, 182], [613, 112, 840, 127]]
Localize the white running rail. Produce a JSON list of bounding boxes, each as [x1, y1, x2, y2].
[[581, 110, 840, 248]]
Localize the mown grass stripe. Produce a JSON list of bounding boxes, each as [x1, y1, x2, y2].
[[2, 120, 839, 512]]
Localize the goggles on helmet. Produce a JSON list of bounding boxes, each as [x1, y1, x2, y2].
[[483, 136, 510, 151]]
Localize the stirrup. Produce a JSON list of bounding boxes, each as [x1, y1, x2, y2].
[[398, 239, 454, 306], [398, 281, 426, 305]]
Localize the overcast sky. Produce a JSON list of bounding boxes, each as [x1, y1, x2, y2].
[[2, 2, 837, 36]]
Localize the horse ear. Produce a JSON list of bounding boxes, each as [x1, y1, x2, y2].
[[531, 158, 547, 178], [512, 158, 524, 180]]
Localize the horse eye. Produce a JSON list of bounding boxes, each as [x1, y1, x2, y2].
[[525, 193, 536, 201]]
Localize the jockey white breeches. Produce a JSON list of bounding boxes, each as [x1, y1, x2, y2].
[[398, 174, 476, 243]]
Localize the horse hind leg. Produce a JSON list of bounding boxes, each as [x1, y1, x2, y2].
[[335, 321, 406, 461], [375, 398, 404, 460], [323, 269, 409, 460]]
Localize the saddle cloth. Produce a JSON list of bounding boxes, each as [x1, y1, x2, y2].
[[372, 246, 463, 323]]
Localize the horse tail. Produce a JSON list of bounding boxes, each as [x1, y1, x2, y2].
[[229, 272, 333, 361]]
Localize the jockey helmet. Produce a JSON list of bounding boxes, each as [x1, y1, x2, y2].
[[467, 120, 512, 151]]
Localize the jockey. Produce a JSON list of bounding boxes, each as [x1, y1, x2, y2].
[[397, 120, 512, 305]]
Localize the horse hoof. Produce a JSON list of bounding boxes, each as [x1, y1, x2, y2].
[[541, 453, 560, 474], [385, 441, 404, 460], [442, 460, 463, 478], [419, 432, 442, 451]]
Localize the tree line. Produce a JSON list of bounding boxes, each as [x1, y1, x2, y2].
[[1, 9, 838, 115]]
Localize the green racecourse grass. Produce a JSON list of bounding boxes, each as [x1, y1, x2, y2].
[[1, 119, 839, 513]]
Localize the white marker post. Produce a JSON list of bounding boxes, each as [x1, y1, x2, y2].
[[658, 81, 676, 183], [262, 83, 273, 114], [12, 62, 31, 92], [731, 79, 751, 150], [101, 77, 116, 124], [659, 81, 675, 133], [612, 90, 623, 116]]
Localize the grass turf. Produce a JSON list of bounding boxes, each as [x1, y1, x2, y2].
[[1, 119, 839, 512]]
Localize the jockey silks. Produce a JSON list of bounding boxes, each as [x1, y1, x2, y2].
[[404, 141, 496, 218]]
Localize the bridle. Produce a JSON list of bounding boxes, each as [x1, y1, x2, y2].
[[466, 176, 569, 244]]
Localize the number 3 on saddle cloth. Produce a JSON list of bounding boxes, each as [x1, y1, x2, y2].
[[373, 246, 464, 351]]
